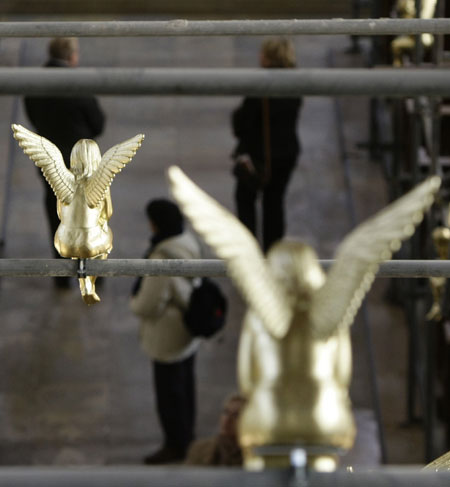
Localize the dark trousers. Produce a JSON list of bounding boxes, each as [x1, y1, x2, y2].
[[43, 182, 71, 288], [153, 354, 196, 454], [44, 185, 60, 258], [235, 162, 295, 252]]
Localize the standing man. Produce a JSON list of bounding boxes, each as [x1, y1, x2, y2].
[[24, 37, 105, 288]]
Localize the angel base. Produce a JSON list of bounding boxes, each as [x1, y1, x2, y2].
[[79, 275, 100, 305], [244, 444, 345, 472]]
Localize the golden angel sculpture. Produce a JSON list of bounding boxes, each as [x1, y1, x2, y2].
[[426, 225, 450, 321], [424, 450, 450, 472], [12, 124, 144, 305], [391, 0, 437, 67], [168, 166, 440, 471]]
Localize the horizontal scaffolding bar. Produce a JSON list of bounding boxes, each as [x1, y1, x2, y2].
[[1, 259, 450, 278], [1, 67, 450, 97], [1, 19, 450, 37], [0, 466, 446, 487]]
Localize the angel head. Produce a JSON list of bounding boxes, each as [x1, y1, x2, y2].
[[70, 139, 102, 179], [267, 240, 325, 310]]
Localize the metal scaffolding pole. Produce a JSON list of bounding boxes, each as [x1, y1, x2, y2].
[[0, 19, 450, 37], [0, 466, 447, 486], [0, 67, 450, 97], [2, 259, 450, 278], [329, 47, 387, 463]]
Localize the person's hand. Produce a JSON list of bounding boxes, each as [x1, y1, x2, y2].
[[235, 154, 255, 173]]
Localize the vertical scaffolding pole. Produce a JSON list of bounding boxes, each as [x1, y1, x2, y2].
[[405, 0, 425, 426], [424, 0, 443, 461], [0, 40, 27, 256], [367, 0, 383, 160], [425, 318, 437, 461], [329, 48, 388, 463]]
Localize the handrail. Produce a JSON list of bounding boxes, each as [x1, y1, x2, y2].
[[0, 259, 450, 277], [0, 19, 449, 37], [0, 466, 446, 486], [1, 68, 450, 97]]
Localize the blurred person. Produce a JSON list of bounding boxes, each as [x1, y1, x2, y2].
[[130, 199, 201, 464], [231, 37, 302, 253], [185, 394, 246, 467], [24, 37, 105, 288]]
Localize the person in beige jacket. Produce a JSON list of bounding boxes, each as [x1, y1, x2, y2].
[[130, 199, 201, 464]]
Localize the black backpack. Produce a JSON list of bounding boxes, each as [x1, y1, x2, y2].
[[184, 277, 227, 338]]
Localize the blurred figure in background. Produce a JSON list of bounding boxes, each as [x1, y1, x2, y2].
[[130, 199, 201, 464], [185, 394, 246, 467], [231, 37, 302, 253], [24, 37, 105, 288]]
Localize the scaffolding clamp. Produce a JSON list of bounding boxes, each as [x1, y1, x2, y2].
[[77, 258, 87, 279]]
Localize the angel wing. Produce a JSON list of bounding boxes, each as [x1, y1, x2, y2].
[[85, 134, 145, 209], [12, 124, 75, 204], [310, 176, 441, 340], [423, 450, 450, 472], [168, 165, 292, 339]]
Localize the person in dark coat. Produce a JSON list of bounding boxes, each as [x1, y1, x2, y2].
[[24, 37, 105, 288], [231, 37, 302, 253]]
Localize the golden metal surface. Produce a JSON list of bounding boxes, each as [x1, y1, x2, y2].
[[424, 450, 450, 472], [168, 166, 440, 470], [12, 124, 144, 304], [391, 0, 437, 66], [426, 226, 450, 321]]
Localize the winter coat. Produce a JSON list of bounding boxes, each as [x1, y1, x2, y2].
[[232, 96, 302, 171], [130, 232, 201, 363], [24, 58, 105, 166]]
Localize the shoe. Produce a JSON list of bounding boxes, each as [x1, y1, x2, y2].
[[79, 277, 101, 305], [82, 292, 101, 305], [143, 446, 185, 465]]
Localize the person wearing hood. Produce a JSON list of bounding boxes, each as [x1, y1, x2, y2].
[[130, 199, 201, 464]]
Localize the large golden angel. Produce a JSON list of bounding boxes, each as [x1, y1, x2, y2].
[[168, 166, 440, 471], [424, 450, 450, 472], [12, 124, 144, 305]]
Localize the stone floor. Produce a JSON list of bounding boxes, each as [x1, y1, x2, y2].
[[0, 28, 441, 467]]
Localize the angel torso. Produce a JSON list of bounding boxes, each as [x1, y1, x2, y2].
[[54, 185, 113, 259], [238, 310, 355, 450]]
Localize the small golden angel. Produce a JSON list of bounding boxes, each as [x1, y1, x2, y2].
[[168, 166, 440, 471], [426, 226, 450, 321], [12, 124, 144, 305], [391, 0, 437, 66]]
